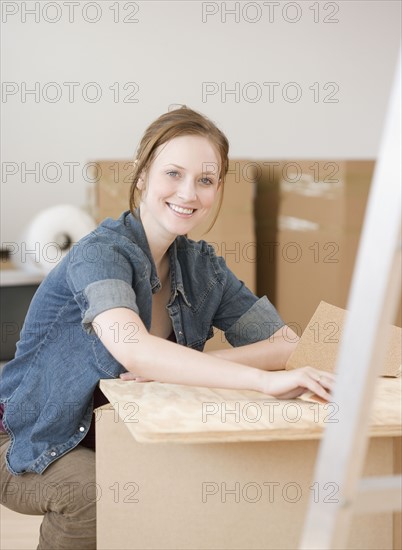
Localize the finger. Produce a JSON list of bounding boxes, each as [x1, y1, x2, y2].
[[305, 366, 336, 382], [306, 369, 336, 393], [277, 387, 307, 400], [317, 374, 336, 384], [312, 373, 335, 391], [309, 379, 333, 401], [119, 373, 139, 381]]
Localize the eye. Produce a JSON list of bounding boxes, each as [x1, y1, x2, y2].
[[166, 170, 180, 178], [200, 176, 214, 185]]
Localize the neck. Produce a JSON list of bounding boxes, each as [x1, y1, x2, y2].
[[154, 246, 171, 284], [146, 231, 173, 275], [139, 206, 174, 278]]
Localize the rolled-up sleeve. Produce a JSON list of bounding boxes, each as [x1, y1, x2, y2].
[[212, 256, 285, 347], [66, 235, 139, 335], [81, 278, 139, 334], [225, 295, 285, 347]]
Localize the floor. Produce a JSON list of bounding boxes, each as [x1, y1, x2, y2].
[[0, 505, 42, 550]]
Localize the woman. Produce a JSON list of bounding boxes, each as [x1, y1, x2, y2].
[[0, 106, 334, 549]]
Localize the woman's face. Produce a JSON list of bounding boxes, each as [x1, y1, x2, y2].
[[139, 135, 221, 240]]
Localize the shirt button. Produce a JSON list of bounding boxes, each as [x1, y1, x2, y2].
[[50, 451, 56, 457], [79, 426, 85, 432], [179, 331, 183, 336]]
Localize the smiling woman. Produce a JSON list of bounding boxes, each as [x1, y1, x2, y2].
[[0, 105, 335, 550], [129, 106, 228, 234], [137, 135, 220, 240]]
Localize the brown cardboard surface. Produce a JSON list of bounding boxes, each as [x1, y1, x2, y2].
[[98, 377, 401, 443], [96, 411, 395, 550], [91, 160, 133, 222], [286, 301, 401, 377], [96, 379, 400, 549], [255, 160, 376, 331]]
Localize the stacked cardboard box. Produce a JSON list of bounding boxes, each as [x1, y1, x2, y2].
[[90, 160, 134, 223], [254, 160, 386, 332]]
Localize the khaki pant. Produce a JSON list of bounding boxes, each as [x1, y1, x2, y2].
[[0, 432, 96, 549]]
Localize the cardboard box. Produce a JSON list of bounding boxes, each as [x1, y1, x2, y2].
[[91, 159, 257, 351], [95, 379, 401, 550], [255, 160, 381, 332], [286, 301, 402, 377], [89, 160, 134, 223]]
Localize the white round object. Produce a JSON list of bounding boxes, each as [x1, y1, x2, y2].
[[16, 204, 97, 275]]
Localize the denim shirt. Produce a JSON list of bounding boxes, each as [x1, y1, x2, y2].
[[0, 210, 284, 475]]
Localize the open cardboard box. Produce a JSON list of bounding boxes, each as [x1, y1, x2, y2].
[[95, 378, 401, 549], [286, 301, 401, 404]]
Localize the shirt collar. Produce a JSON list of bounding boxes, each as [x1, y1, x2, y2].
[[168, 240, 192, 308]]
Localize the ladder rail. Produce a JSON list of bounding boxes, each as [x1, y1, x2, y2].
[[299, 43, 402, 550], [354, 475, 402, 515]]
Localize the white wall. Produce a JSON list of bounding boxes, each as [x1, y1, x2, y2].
[[1, 0, 401, 243]]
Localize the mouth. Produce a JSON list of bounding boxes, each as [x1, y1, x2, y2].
[[166, 202, 196, 216]]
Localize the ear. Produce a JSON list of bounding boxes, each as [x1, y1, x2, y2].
[[137, 170, 146, 190]]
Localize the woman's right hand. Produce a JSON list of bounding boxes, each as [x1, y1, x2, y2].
[[261, 367, 335, 401]]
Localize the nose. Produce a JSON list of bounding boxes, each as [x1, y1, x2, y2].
[[176, 178, 197, 202]]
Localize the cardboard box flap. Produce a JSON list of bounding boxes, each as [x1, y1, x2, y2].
[[99, 378, 401, 443], [286, 301, 401, 377], [99, 380, 322, 443]]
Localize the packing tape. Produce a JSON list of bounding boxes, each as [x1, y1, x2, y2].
[[15, 204, 96, 274]]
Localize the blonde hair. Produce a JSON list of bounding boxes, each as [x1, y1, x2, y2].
[[129, 106, 229, 231]]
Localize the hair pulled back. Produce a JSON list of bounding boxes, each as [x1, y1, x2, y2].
[[129, 106, 229, 229]]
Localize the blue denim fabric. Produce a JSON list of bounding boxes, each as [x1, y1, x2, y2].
[[0, 210, 284, 475]]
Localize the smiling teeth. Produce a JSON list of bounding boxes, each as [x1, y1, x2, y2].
[[168, 203, 194, 215]]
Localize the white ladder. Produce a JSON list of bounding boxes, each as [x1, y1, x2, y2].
[[299, 44, 402, 549]]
